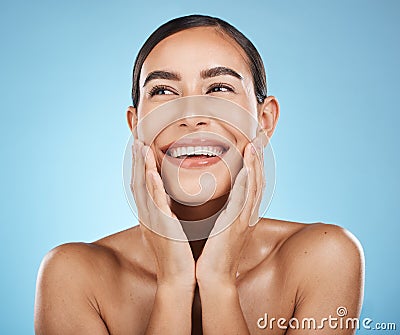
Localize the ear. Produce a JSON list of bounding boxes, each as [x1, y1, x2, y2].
[[126, 106, 138, 139], [257, 96, 280, 140]]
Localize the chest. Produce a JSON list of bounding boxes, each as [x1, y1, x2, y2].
[[100, 263, 297, 335]]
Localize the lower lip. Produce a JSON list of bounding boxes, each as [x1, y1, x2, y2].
[[163, 152, 226, 169]]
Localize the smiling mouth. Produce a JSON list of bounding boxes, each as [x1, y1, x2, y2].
[[160, 137, 230, 168], [166, 145, 227, 159]]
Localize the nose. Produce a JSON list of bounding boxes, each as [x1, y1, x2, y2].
[[178, 116, 210, 129]]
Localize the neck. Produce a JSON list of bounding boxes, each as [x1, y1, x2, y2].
[[170, 193, 229, 260]]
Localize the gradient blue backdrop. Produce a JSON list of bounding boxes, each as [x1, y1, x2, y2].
[[1, 0, 398, 334]]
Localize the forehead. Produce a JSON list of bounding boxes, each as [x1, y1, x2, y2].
[[140, 27, 251, 83]]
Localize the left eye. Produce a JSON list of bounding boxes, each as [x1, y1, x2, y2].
[[150, 88, 174, 96], [207, 84, 234, 93]]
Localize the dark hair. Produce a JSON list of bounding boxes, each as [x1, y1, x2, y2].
[[131, 14, 267, 107]]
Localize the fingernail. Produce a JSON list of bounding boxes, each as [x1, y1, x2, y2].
[[251, 143, 256, 155], [141, 145, 148, 158], [258, 139, 264, 151]]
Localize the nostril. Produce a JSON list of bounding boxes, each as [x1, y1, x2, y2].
[[178, 117, 209, 128]]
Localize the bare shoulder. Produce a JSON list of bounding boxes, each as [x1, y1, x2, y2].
[[34, 242, 116, 334], [254, 218, 365, 319], [280, 220, 364, 270], [252, 218, 365, 285], [256, 218, 364, 266], [34, 227, 150, 334], [37, 241, 117, 283], [35, 240, 121, 312], [36, 226, 148, 287]]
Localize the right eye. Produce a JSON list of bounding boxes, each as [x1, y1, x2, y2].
[[148, 85, 176, 97]]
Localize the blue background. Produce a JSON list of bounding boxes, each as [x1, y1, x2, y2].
[[1, 0, 398, 333]]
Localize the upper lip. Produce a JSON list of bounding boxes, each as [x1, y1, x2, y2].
[[160, 134, 231, 153]]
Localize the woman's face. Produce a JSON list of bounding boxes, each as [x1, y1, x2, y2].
[[135, 27, 263, 200]]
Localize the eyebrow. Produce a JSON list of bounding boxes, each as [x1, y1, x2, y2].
[[200, 66, 243, 80], [143, 70, 181, 87], [142, 66, 243, 87]]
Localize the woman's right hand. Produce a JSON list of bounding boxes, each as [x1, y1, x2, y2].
[[131, 140, 196, 290]]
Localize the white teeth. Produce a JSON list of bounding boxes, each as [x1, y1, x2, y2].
[[167, 145, 225, 158], [187, 146, 194, 155]]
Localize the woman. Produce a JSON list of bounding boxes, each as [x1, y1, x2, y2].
[[34, 14, 364, 335]]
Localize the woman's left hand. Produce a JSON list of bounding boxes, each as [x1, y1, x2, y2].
[[196, 133, 265, 286]]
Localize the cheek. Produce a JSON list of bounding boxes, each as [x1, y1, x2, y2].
[[136, 101, 150, 120], [214, 169, 234, 196], [222, 123, 252, 153]]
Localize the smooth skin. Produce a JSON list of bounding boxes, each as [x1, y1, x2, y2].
[[34, 27, 364, 335]]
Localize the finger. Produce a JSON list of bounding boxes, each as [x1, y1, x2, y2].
[[240, 143, 257, 222], [252, 135, 264, 222], [144, 167, 167, 233], [132, 141, 150, 224], [147, 171, 187, 241], [134, 141, 146, 195], [214, 165, 248, 231], [141, 145, 173, 215], [130, 142, 137, 194], [143, 144, 158, 173], [250, 150, 262, 227], [130, 141, 139, 193], [142, 145, 155, 197], [137, 143, 185, 240], [145, 170, 156, 203], [247, 132, 266, 226], [142, 145, 161, 203], [141, 146, 184, 234], [226, 165, 248, 212], [131, 141, 141, 196], [149, 171, 173, 216], [256, 130, 266, 186]]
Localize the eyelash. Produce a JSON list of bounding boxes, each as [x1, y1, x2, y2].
[[148, 85, 176, 97], [206, 83, 235, 94], [147, 82, 235, 97]]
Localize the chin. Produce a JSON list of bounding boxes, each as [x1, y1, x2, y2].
[[163, 168, 232, 206]]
